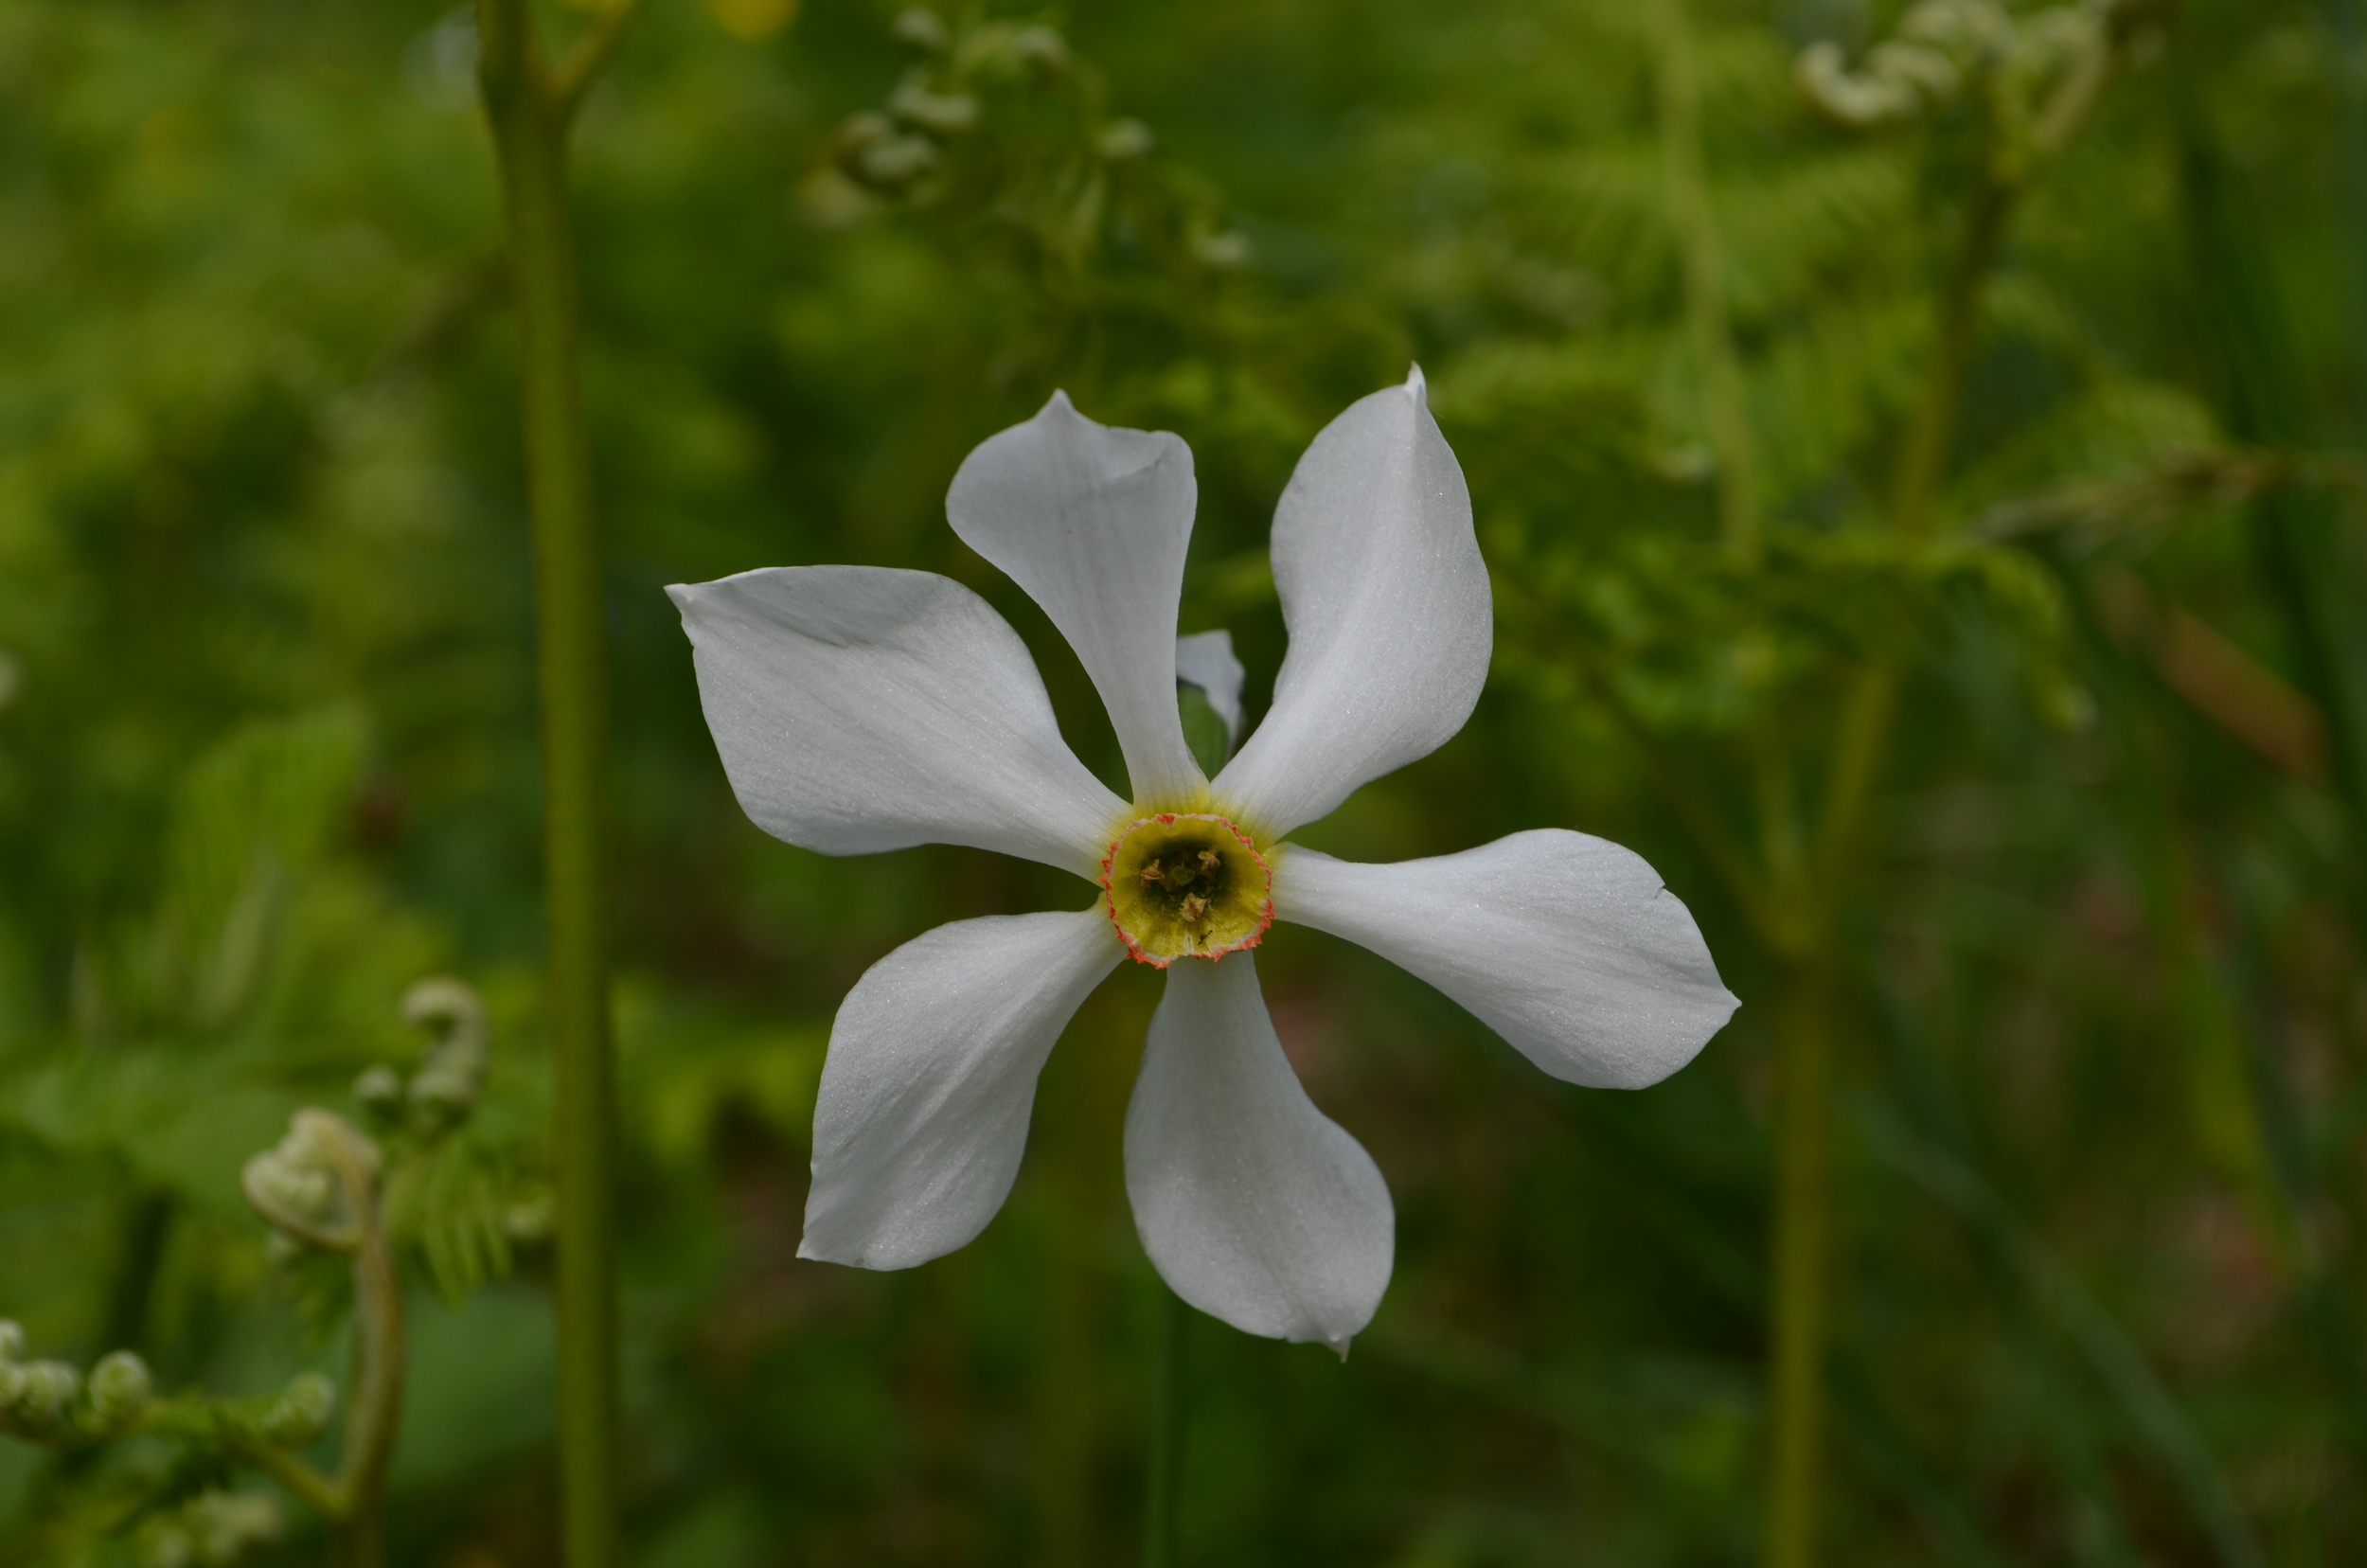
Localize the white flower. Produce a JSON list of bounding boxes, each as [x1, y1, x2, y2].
[[668, 370, 1737, 1352]]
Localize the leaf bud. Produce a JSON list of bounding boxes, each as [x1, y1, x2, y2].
[[833, 113, 933, 195], [504, 1190, 555, 1242], [1868, 39, 1961, 100], [188, 1489, 284, 1561], [836, 110, 893, 157], [6, 1360, 80, 1436], [0, 1320, 23, 1363], [85, 1349, 153, 1428], [1005, 24, 1071, 77], [244, 1151, 334, 1222], [139, 1489, 283, 1568], [243, 1108, 380, 1242], [353, 1064, 404, 1120], [1796, 41, 1920, 127], [289, 1107, 368, 1171], [1190, 231, 1252, 272], [257, 1371, 335, 1448], [407, 1067, 475, 1130], [891, 7, 948, 54], [856, 134, 941, 191], [886, 80, 979, 137], [1095, 119, 1154, 162], [400, 975, 487, 1049]]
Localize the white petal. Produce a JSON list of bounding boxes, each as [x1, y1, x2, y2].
[[1174, 629, 1246, 746], [669, 566, 1127, 879], [1214, 367, 1490, 838], [947, 393, 1204, 805], [801, 909, 1125, 1269], [1273, 831, 1738, 1089], [1124, 955, 1393, 1351]]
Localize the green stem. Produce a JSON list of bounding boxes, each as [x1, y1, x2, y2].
[[219, 1431, 347, 1522], [2173, 45, 2367, 848], [474, 5, 641, 1563], [553, 0, 656, 121], [1856, 1107, 2269, 1568], [1812, 669, 1898, 893], [2335, 0, 2367, 441], [329, 1134, 406, 1568], [213, 1114, 409, 1554], [1762, 151, 2015, 1568], [1142, 1284, 1189, 1568], [1889, 177, 2013, 540], [1649, 0, 1762, 565], [1762, 954, 1835, 1568]]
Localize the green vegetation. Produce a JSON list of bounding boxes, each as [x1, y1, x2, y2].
[[2, 0, 2363, 1563]]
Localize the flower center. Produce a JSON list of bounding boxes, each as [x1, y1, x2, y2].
[[1099, 812, 1273, 967]]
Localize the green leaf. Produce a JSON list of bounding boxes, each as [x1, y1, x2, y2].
[[1177, 682, 1232, 775]]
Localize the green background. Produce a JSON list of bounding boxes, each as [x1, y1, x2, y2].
[[2, 0, 2364, 1562]]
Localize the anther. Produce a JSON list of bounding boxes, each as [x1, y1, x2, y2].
[[1099, 810, 1273, 967]]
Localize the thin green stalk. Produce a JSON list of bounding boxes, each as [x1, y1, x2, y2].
[[1812, 669, 1899, 892], [1706, 8, 1795, 894], [2174, 47, 2367, 848], [1760, 669, 1895, 1568], [1034, 981, 1141, 1566], [330, 1133, 406, 1568], [2175, 62, 2367, 1489], [1143, 1284, 1189, 1568], [1762, 159, 2014, 1568], [1763, 955, 1835, 1568], [1857, 1107, 2268, 1568], [1890, 178, 2013, 540], [2220, 859, 2367, 1463], [228, 1114, 409, 1563], [1648, 0, 1761, 565], [2335, 0, 2367, 439], [473, 5, 649, 1563]]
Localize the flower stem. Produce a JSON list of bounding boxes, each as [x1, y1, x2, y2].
[[1762, 955, 1834, 1568], [1889, 176, 2013, 540], [1142, 1283, 1189, 1568], [473, 4, 645, 1562], [1648, 0, 1761, 566], [1762, 160, 2012, 1568]]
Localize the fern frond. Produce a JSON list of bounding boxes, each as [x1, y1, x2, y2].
[[1946, 375, 2221, 523], [1751, 293, 1932, 506], [1719, 146, 1918, 322]]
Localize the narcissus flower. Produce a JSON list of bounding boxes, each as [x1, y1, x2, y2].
[[669, 371, 1736, 1351]]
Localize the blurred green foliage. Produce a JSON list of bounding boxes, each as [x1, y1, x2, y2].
[[2, 0, 2365, 1563]]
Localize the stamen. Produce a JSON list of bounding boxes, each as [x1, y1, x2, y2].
[[1098, 811, 1273, 968]]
